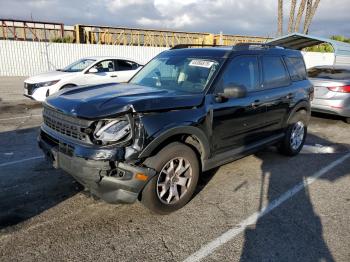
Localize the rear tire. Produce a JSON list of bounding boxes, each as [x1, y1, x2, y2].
[[140, 142, 199, 214], [279, 110, 308, 156]]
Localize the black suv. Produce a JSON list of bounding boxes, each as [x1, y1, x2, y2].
[[39, 44, 313, 213]]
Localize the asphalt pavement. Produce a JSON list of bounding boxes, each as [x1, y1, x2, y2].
[[0, 77, 349, 262]]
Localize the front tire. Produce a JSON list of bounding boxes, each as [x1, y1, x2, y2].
[[345, 117, 350, 124], [140, 142, 199, 214], [279, 110, 308, 156]]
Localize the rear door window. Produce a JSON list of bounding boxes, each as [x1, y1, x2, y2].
[[116, 60, 139, 71], [307, 67, 350, 80], [93, 60, 115, 72], [262, 56, 290, 89], [284, 56, 307, 81]]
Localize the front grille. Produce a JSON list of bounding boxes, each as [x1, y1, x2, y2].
[[24, 83, 37, 95], [43, 106, 93, 143]]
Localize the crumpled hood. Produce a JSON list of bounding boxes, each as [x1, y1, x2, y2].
[[25, 70, 79, 83], [45, 83, 204, 119]]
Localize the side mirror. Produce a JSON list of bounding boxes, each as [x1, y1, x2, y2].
[[223, 85, 247, 98], [216, 85, 247, 102], [88, 68, 98, 74]]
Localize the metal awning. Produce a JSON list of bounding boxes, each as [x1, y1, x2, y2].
[[268, 33, 350, 65]]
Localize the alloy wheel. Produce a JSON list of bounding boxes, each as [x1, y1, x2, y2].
[[156, 157, 193, 204], [290, 121, 305, 150]]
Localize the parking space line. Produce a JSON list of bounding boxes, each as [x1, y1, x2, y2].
[[0, 115, 42, 121], [0, 155, 44, 167], [183, 152, 350, 262]]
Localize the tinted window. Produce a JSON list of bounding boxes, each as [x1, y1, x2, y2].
[[262, 56, 290, 88], [93, 60, 115, 72], [219, 56, 259, 92], [284, 57, 307, 81], [307, 67, 350, 80], [117, 60, 139, 71]]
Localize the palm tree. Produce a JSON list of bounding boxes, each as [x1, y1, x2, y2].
[[288, 0, 297, 33], [278, 0, 283, 36], [294, 0, 307, 32], [303, 0, 321, 34], [303, 0, 313, 33], [279, 0, 321, 35]]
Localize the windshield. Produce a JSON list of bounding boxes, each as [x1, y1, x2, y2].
[[130, 56, 221, 93], [62, 59, 96, 72]]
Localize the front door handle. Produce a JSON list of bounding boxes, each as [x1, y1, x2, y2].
[[286, 93, 294, 99], [251, 100, 261, 109], [110, 75, 118, 78]]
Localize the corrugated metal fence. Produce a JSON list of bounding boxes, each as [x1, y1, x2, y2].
[[0, 40, 167, 76], [0, 40, 336, 76]]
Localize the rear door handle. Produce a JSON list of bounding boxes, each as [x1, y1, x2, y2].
[[110, 75, 118, 78]]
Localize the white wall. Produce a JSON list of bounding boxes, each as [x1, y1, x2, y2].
[[0, 40, 167, 76], [0, 40, 338, 76], [301, 51, 335, 68]]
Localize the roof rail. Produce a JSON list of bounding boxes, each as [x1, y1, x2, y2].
[[233, 42, 285, 50], [171, 44, 226, 49], [171, 43, 285, 50]]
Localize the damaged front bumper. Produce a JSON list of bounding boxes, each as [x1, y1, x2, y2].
[[38, 128, 156, 204]]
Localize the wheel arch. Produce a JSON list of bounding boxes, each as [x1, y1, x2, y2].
[[286, 100, 311, 125], [138, 126, 210, 168]]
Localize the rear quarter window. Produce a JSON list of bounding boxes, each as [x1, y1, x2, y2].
[[307, 67, 350, 80], [284, 56, 307, 81], [262, 56, 291, 89]]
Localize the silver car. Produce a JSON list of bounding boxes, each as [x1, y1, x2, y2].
[[308, 66, 350, 123]]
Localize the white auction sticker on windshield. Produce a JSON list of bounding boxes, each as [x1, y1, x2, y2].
[[189, 59, 214, 68]]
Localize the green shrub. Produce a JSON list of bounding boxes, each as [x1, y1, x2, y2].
[[303, 35, 350, 53]]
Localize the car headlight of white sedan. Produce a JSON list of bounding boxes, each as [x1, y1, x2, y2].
[[93, 116, 132, 145], [36, 80, 60, 87]]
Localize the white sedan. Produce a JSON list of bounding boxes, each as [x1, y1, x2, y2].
[[24, 56, 143, 101]]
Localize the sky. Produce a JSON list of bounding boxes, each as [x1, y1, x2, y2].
[[0, 0, 348, 38]]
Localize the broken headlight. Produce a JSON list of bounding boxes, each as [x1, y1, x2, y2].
[[93, 116, 132, 146]]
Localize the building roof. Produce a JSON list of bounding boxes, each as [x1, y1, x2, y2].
[[268, 33, 350, 56], [268, 33, 350, 66]]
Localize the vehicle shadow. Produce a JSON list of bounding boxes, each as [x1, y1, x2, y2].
[[0, 126, 82, 231], [194, 167, 219, 197], [239, 133, 349, 261], [311, 111, 346, 123]]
